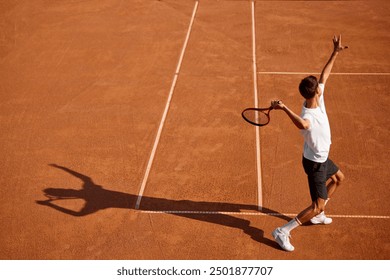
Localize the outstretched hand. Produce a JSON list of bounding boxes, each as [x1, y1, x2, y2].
[[333, 34, 348, 52]]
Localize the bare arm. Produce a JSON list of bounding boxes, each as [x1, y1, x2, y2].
[[319, 35, 348, 85], [271, 100, 310, 130]]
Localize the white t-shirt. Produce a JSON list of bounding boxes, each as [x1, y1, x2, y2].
[[300, 83, 331, 163]]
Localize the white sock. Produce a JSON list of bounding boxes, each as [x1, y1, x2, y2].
[[315, 211, 325, 218], [325, 198, 330, 206], [280, 218, 300, 234], [319, 198, 329, 216]]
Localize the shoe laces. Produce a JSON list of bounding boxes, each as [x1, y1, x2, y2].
[[280, 229, 292, 240]]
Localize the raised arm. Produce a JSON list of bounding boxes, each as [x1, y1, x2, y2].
[[319, 35, 348, 85], [49, 164, 93, 184]]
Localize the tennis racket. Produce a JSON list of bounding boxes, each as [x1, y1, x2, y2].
[[241, 106, 274, 126]]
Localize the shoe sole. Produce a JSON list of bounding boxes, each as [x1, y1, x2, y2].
[[310, 219, 332, 225]]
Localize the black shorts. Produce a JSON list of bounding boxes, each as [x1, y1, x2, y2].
[[302, 156, 339, 201]]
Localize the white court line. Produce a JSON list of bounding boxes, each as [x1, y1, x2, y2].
[[251, 0, 263, 211], [258, 71, 390, 76], [135, 1, 199, 210], [141, 210, 390, 219]]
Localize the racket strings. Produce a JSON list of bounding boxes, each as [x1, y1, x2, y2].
[[242, 109, 270, 126]]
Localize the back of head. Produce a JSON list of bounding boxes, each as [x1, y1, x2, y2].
[[299, 75, 318, 99]]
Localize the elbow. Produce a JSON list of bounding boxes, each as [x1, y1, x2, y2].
[[302, 123, 310, 130], [300, 120, 310, 130], [296, 123, 308, 130], [294, 120, 310, 130]]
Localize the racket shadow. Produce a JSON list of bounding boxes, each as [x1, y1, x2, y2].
[[36, 164, 290, 249]]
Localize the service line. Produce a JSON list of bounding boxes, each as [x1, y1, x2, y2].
[[135, 1, 199, 209]]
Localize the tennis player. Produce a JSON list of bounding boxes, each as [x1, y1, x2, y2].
[[270, 35, 347, 251]]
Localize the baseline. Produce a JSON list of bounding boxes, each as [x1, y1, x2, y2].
[[140, 210, 390, 219], [258, 71, 390, 76]]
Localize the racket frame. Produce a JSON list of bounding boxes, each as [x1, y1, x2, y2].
[[241, 106, 273, 126]]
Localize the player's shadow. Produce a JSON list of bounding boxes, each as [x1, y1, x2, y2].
[[36, 164, 291, 249]]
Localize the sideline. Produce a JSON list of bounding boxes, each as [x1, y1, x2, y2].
[[251, 0, 263, 211], [135, 1, 199, 209]]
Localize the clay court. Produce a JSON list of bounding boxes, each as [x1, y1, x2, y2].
[[1, 0, 389, 260]]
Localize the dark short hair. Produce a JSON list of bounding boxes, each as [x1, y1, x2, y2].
[[299, 75, 318, 99]]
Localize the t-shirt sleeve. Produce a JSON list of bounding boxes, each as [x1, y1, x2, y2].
[[318, 83, 325, 106], [319, 83, 325, 93], [301, 112, 313, 131]]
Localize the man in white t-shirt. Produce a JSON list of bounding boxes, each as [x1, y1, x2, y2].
[[270, 35, 347, 252]]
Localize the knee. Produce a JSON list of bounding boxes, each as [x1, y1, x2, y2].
[[338, 170, 345, 182], [333, 170, 345, 185]]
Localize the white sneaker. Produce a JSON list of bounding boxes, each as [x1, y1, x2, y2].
[[310, 211, 332, 225], [272, 228, 294, 252]]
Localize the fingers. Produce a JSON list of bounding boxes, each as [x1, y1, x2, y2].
[[333, 34, 340, 45], [271, 100, 283, 109], [333, 34, 348, 51]]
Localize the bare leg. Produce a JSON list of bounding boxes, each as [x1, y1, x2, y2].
[[273, 171, 345, 251], [274, 197, 326, 252], [296, 198, 326, 224], [327, 169, 345, 198]]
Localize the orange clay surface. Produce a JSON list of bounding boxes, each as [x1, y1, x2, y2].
[[0, 0, 389, 260]]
